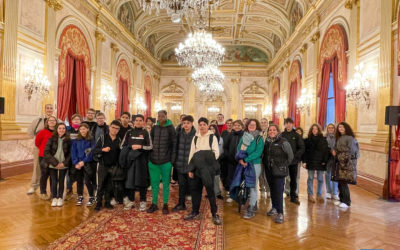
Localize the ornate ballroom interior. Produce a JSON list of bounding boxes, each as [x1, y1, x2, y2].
[[0, 0, 399, 249]]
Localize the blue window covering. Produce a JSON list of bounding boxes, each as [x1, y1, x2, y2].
[[326, 73, 335, 126]]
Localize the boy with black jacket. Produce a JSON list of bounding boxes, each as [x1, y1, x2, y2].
[[281, 118, 305, 205], [94, 120, 121, 211]]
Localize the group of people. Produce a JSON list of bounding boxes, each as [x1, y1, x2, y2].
[[26, 105, 359, 225]]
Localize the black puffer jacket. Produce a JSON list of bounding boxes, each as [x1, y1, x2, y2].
[[302, 135, 329, 171], [281, 129, 305, 165], [42, 135, 72, 168], [174, 127, 196, 173], [150, 119, 177, 165], [223, 130, 243, 164]]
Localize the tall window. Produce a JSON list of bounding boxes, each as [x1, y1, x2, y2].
[[326, 72, 335, 126]]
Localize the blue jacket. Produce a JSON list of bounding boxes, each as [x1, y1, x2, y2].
[[71, 138, 94, 165], [229, 150, 257, 201]]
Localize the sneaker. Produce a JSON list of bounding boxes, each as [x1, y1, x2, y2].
[[162, 203, 169, 214], [308, 194, 315, 203], [51, 198, 58, 207], [148, 186, 152, 191], [139, 201, 147, 212], [283, 193, 287, 198], [184, 212, 201, 221], [110, 198, 117, 206], [147, 203, 158, 213], [339, 203, 349, 208], [57, 198, 64, 207], [290, 197, 300, 205], [124, 201, 134, 210], [105, 202, 114, 209], [212, 214, 222, 225], [275, 213, 284, 224], [243, 206, 255, 219], [76, 196, 84, 206], [186, 195, 192, 201], [326, 193, 332, 199], [172, 204, 187, 212], [123, 196, 130, 206], [40, 194, 50, 200], [226, 197, 233, 203], [87, 197, 95, 207], [334, 200, 341, 206], [27, 187, 36, 195], [266, 208, 278, 216], [333, 194, 340, 200]]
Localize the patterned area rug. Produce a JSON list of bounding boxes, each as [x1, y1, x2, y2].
[[48, 185, 223, 249]]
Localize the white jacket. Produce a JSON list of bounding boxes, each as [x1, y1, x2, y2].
[[188, 130, 219, 164]]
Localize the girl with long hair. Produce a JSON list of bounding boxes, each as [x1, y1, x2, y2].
[[325, 123, 339, 200], [209, 124, 224, 199]]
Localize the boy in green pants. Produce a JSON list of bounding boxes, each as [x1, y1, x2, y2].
[[147, 110, 177, 214]]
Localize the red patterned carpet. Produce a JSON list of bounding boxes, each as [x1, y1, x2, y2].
[[48, 185, 223, 249]]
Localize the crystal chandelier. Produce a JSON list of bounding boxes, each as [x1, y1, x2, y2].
[[24, 59, 51, 101], [208, 106, 220, 113], [345, 63, 371, 108], [175, 29, 225, 68], [244, 105, 258, 112], [136, 96, 148, 112], [296, 88, 313, 114], [192, 65, 225, 96], [275, 98, 287, 117], [102, 85, 117, 110], [263, 105, 272, 118], [171, 103, 182, 111]]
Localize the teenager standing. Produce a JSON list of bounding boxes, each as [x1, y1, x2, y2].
[[325, 123, 339, 200]]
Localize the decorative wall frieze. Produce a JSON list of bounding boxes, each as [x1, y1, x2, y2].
[[45, 0, 63, 11]]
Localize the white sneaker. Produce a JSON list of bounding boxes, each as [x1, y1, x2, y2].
[[57, 198, 64, 207], [186, 196, 192, 201], [339, 203, 349, 208], [148, 186, 152, 191], [326, 193, 332, 199], [124, 201, 134, 210], [123, 196, 129, 206], [110, 198, 117, 206], [283, 193, 287, 198], [27, 187, 36, 195], [139, 201, 147, 211], [334, 201, 341, 206], [226, 197, 233, 203], [51, 198, 58, 207], [333, 194, 340, 200]]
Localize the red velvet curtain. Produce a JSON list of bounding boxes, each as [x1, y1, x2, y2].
[[57, 54, 89, 121], [288, 80, 300, 127], [145, 90, 151, 118], [272, 93, 279, 125], [115, 78, 130, 118], [317, 61, 332, 127]]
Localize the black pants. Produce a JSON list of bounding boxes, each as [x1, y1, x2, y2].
[[172, 166, 178, 182], [265, 169, 285, 214], [177, 172, 189, 205], [127, 187, 147, 202], [97, 165, 113, 204], [288, 164, 299, 198], [338, 181, 351, 206], [113, 181, 125, 203], [189, 175, 217, 216], [49, 168, 67, 199], [220, 159, 227, 190], [39, 157, 50, 194], [224, 162, 236, 191]]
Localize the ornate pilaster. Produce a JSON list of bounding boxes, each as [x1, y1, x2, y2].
[[310, 31, 320, 124], [300, 43, 308, 129], [0, 0, 19, 139], [230, 78, 240, 120], [93, 31, 105, 110], [377, 0, 393, 131], [45, 0, 63, 11]]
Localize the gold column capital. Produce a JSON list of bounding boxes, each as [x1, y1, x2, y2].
[[141, 65, 147, 72], [300, 43, 308, 54], [345, 0, 359, 9], [110, 43, 119, 53], [95, 31, 106, 42], [45, 0, 63, 11], [231, 78, 240, 84], [285, 61, 290, 68], [310, 31, 320, 43]]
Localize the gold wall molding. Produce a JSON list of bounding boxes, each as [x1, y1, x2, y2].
[[344, 0, 359, 10], [310, 31, 320, 44], [45, 0, 63, 11], [95, 30, 105, 42]]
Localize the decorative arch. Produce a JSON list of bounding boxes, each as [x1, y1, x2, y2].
[[288, 60, 302, 127], [115, 59, 131, 118], [398, 5, 400, 75], [317, 24, 348, 127], [272, 77, 280, 125], [57, 24, 91, 121], [144, 75, 152, 118]]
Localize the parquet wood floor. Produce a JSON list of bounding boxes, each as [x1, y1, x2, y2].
[[0, 170, 399, 249]]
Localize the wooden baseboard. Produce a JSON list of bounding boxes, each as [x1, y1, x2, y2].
[[0, 160, 33, 178], [357, 171, 385, 197]]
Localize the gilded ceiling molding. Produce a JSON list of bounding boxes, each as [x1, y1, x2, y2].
[[46, 0, 63, 11]]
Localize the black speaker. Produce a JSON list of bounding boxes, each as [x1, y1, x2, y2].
[[385, 106, 400, 125], [0, 97, 4, 114]]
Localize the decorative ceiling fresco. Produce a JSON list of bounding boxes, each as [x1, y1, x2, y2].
[[101, 0, 312, 64]]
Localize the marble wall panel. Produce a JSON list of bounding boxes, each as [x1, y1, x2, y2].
[[18, 0, 45, 39], [358, 149, 386, 180], [360, 0, 381, 42], [0, 139, 34, 164]]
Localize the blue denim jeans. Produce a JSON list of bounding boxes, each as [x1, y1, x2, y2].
[[249, 164, 261, 206], [325, 162, 338, 195], [307, 170, 324, 196]]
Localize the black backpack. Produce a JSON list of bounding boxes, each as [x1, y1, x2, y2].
[[194, 134, 214, 150]]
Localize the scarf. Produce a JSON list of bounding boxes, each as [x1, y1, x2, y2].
[[266, 133, 282, 143]]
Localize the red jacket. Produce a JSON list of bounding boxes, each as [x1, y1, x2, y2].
[[217, 124, 227, 135], [35, 129, 53, 157]]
